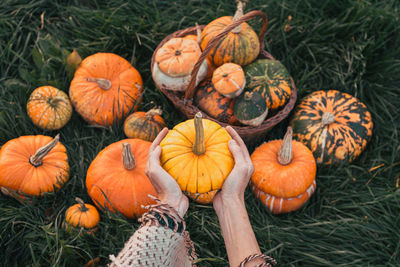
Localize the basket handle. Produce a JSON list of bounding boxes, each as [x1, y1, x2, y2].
[[184, 10, 269, 101]]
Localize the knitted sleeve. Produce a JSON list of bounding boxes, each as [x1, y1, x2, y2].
[[108, 198, 197, 267]]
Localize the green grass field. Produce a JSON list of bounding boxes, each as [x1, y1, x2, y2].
[[1, 0, 399, 266]]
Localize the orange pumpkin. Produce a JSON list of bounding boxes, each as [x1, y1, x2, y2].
[[0, 134, 69, 199], [152, 37, 208, 92], [27, 86, 73, 130], [251, 127, 316, 214], [200, 1, 259, 67], [212, 63, 245, 98], [86, 139, 157, 219], [64, 197, 100, 234], [290, 90, 374, 164], [194, 80, 238, 125], [69, 53, 143, 126], [123, 108, 166, 142], [160, 112, 234, 197]]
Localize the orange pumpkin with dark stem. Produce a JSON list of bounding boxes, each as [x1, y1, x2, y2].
[[69, 53, 143, 126], [212, 63, 245, 98], [152, 37, 208, 92], [200, 1, 260, 67], [64, 197, 100, 234], [123, 108, 166, 142], [86, 139, 157, 219], [160, 112, 234, 198], [250, 127, 316, 214], [0, 134, 69, 200], [194, 80, 238, 125], [27, 86, 73, 130], [290, 90, 373, 165]]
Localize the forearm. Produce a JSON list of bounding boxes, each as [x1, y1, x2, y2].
[[215, 197, 264, 266]]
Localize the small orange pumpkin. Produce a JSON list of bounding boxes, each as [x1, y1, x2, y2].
[[123, 108, 166, 142], [27, 86, 73, 130], [250, 127, 316, 214], [212, 63, 245, 98], [86, 139, 157, 219], [152, 38, 208, 91], [0, 134, 69, 199], [64, 197, 100, 234], [200, 1, 260, 67], [160, 112, 234, 197], [69, 52, 143, 126]]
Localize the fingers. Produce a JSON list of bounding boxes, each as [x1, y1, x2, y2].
[[226, 126, 252, 166], [149, 127, 169, 152]]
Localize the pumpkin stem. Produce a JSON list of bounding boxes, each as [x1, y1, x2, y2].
[[193, 112, 206, 155], [145, 108, 163, 118], [75, 197, 89, 212], [321, 112, 335, 126], [277, 127, 293, 165], [244, 91, 253, 101], [318, 112, 335, 164], [122, 143, 136, 170], [232, 1, 246, 34], [29, 134, 60, 167], [86, 78, 112, 90], [49, 96, 68, 107], [195, 22, 201, 44]]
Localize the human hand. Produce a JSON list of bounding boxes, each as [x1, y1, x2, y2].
[[213, 126, 254, 211], [145, 128, 189, 217]]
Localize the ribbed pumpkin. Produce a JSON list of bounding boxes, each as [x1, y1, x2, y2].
[[152, 37, 208, 92], [251, 127, 317, 214], [69, 53, 143, 126], [0, 134, 69, 199], [290, 90, 373, 165], [200, 1, 259, 67], [86, 139, 157, 219], [123, 108, 166, 142], [160, 112, 234, 196], [27, 86, 73, 130], [233, 91, 268, 126], [194, 80, 238, 125], [212, 63, 246, 98], [64, 197, 100, 234], [244, 59, 292, 111]]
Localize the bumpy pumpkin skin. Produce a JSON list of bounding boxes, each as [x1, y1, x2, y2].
[[0, 135, 69, 197], [65, 200, 100, 231], [159, 118, 234, 194], [201, 16, 260, 67], [86, 139, 157, 219], [27, 86, 72, 130], [123, 109, 166, 142], [194, 80, 238, 125], [69, 53, 143, 127], [290, 90, 373, 165], [244, 59, 292, 111]]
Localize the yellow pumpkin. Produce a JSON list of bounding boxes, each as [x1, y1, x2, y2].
[[160, 112, 234, 195]]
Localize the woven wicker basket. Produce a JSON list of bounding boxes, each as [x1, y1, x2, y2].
[[151, 10, 297, 143]]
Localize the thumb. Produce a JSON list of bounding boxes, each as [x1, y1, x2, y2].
[[228, 139, 244, 162]]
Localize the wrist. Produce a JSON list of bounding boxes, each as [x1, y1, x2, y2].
[[213, 194, 245, 215]]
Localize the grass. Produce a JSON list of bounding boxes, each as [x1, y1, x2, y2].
[[0, 0, 399, 266]]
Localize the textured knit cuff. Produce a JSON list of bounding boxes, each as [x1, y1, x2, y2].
[[239, 253, 277, 267]]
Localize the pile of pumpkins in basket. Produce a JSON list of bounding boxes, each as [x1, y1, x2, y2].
[[0, 1, 374, 234]]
